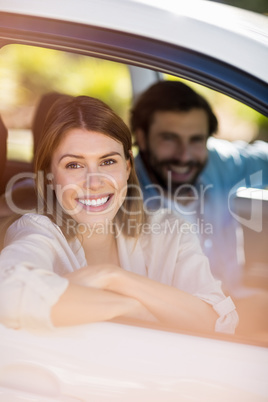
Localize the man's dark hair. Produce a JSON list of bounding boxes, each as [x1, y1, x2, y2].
[[130, 81, 218, 137]]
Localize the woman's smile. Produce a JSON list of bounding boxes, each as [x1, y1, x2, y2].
[[76, 193, 113, 212], [50, 128, 130, 225]]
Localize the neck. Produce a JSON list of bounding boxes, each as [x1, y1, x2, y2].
[[81, 224, 119, 266]]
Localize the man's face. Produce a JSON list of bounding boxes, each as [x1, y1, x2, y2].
[[141, 109, 209, 191]]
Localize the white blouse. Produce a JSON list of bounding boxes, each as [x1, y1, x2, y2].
[[0, 212, 238, 333]]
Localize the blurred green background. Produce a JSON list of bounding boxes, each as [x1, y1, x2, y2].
[[0, 45, 132, 162], [209, 0, 267, 14], [0, 43, 267, 163]]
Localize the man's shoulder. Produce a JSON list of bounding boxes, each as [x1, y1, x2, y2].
[[201, 138, 243, 182], [202, 137, 268, 186], [207, 137, 268, 160], [207, 137, 242, 160]]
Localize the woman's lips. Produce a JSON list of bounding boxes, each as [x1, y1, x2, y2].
[[76, 194, 113, 212], [79, 195, 109, 207]]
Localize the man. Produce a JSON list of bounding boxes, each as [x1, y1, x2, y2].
[[131, 80, 268, 298]]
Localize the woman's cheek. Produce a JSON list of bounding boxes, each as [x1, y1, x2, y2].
[[54, 183, 80, 213], [115, 173, 128, 202]]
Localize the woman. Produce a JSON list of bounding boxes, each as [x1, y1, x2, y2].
[[0, 96, 238, 334]]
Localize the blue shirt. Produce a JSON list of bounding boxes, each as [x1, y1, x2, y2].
[[135, 137, 268, 296]]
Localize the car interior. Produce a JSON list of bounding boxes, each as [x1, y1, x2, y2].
[[0, 43, 267, 346]]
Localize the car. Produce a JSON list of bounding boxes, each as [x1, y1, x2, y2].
[[0, 0, 267, 401]]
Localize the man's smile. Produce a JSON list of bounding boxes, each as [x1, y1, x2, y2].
[[169, 164, 193, 175]]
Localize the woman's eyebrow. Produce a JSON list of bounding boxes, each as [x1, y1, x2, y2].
[[101, 152, 122, 159], [58, 154, 85, 163], [58, 151, 122, 163]]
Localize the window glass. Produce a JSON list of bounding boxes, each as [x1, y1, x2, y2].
[[0, 43, 267, 346], [0, 44, 132, 162], [164, 74, 268, 143]]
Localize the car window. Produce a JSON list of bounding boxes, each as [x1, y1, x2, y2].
[[0, 44, 132, 163], [0, 43, 267, 347], [172, 78, 268, 343], [164, 75, 267, 144]]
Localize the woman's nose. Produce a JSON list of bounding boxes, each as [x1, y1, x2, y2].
[[83, 171, 104, 190]]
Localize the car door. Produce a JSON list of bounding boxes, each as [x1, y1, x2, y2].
[[0, 1, 267, 401]]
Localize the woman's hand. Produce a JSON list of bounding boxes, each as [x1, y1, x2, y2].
[[61, 267, 159, 326], [64, 264, 123, 290], [64, 266, 218, 333]]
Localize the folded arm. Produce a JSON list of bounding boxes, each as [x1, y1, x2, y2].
[[51, 282, 158, 327], [66, 265, 218, 334]]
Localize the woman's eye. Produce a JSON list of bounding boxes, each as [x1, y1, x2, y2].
[[100, 159, 116, 166], [66, 162, 82, 169]]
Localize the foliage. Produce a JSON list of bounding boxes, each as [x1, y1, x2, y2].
[[0, 43, 267, 164], [0, 44, 132, 126], [166, 75, 268, 142], [209, 0, 267, 14]]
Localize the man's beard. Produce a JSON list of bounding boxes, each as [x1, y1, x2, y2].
[[145, 153, 207, 194]]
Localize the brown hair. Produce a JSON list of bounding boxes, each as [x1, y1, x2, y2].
[[35, 95, 144, 238], [32, 92, 64, 154], [131, 81, 218, 139]]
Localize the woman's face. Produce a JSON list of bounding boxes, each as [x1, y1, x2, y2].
[[50, 128, 131, 227]]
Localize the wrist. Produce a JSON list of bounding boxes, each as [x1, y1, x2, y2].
[[106, 267, 126, 293]]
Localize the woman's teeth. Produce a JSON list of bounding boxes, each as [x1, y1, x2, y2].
[[79, 196, 109, 207]]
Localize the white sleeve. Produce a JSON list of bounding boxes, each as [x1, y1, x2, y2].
[[142, 212, 239, 334], [0, 214, 69, 330], [171, 222, 239, 334]]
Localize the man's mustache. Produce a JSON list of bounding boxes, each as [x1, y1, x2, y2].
[[156, 159, 202, 169]]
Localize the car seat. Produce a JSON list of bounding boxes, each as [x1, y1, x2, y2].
[[0, 116, 7, 195]]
